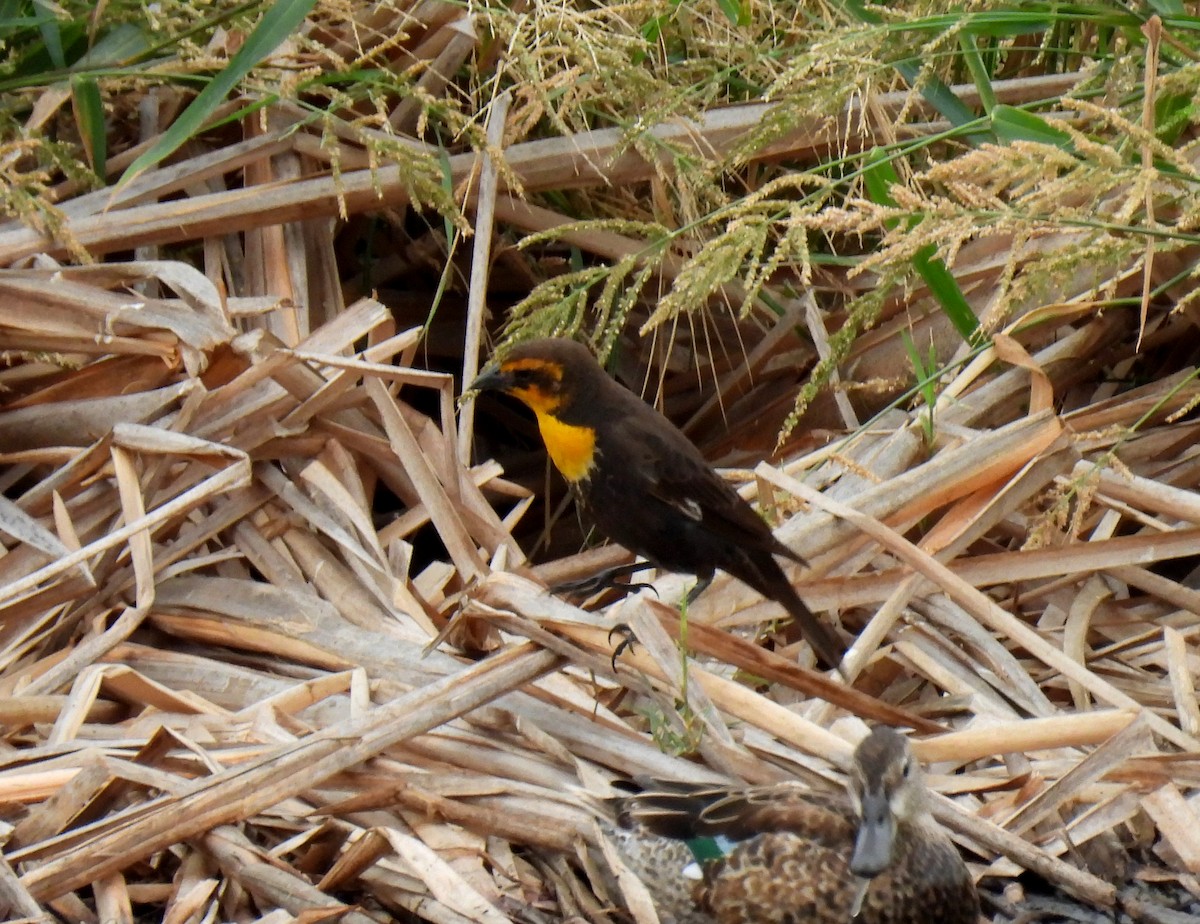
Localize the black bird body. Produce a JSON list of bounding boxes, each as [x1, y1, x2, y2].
[[471, 338, 844, 668]]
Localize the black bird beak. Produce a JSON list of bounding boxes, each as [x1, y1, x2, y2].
[[469, 367, 511, 395], [849, 789, 895, 878]]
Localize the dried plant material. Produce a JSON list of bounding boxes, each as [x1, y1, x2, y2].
[[2, 263, 1198, 921], [0, 4, 1199, 923]]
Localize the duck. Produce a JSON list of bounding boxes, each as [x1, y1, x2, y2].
[[607, 726, 979, 924]]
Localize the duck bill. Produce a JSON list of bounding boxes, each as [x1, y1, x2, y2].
[[849, 791, 895, 878]]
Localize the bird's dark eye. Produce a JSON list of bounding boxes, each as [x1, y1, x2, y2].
[[509, 366, 560, 393], [902, 759, 914, 778], [512, 368, 536, 384]]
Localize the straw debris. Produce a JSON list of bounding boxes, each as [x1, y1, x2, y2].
[[2, 2, 1200, 922]]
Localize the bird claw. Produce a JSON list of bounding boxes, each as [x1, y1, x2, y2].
[[608, 623, 638, 669], [552, 562, 656, 598], [553, 574, 614, 596]]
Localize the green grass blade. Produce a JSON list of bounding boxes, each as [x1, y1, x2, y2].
[[864, 148, 979, 341], [892, 58, 982, 131], [32, 0, 65, 69], [715, 0, 749, 28], [75, 22, 152, 68], [119, 0, 318, 186], [862, 149, 902, 230], [992, 104, 1074, 150], [958, 32, 996, 114], [71, 74, 106, 177], [0, 0, 29, 41], [838, 1, 991, 142], [913, 244, 978, 340]]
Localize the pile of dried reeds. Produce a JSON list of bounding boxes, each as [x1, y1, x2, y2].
[[2, 3, 1200, 923]]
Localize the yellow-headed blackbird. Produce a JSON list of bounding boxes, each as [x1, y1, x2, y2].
[[471, 338, 845, 669]]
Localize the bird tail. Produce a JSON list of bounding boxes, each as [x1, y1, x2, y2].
[[754, 558, 845, 669], [781, 586, 845, 670]]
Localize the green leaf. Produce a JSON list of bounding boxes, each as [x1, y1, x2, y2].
[[71, 75, 106, 178], [838, 2, 991, 144], [32, 0, 65, 69], [901, 329, 929, 393], [914, 244, 978, 340], [1155, 91, 1194, 146], [0, 0, 30, 41], [640, 13, 665, 44], [714, 0, 749, 28], [992, 104, 1074, 151], [962, 13, 1053, 39], [894, 57, 982, 131], [1145, 0, 1185, 15], [863, 148, 978, 342], [862, 149, 902, 229], [119, 0, 319, 186], [838, 0, 880, 24], [75, 23, 152, 68], [958, 32, 996, 114]]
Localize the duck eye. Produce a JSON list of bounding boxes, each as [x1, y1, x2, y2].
[[902, 758, 914, 778]]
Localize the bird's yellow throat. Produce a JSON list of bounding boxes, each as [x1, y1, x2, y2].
[[533, 411, 596, 483]]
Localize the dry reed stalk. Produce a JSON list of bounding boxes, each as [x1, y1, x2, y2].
[[0, 9, 1198, 923], [2, 261, 1198, 921], [0, 75, 1083, 265]]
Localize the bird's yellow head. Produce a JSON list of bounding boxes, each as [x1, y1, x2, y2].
[[478, 355, 567, 414], [470, 338, 601, 482]]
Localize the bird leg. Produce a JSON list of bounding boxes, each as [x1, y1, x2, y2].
[[610, 575, 712, 670], [682, 575, 713, 609], [555, 563, 655, 671]]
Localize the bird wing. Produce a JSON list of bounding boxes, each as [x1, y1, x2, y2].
[[694, 783, 855, 849], [619, 782, 854, 851], [611, 411, 796, 558]]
